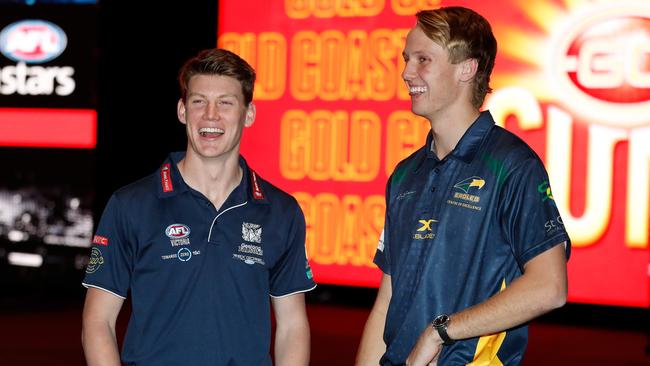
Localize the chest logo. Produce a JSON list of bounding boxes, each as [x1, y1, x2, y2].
[[417, 219, 437, 231], [448, 176, 486, 211], [414, 218, 437, 240], [242, 222, 262, 243], [165, 223, 191, 246], [454, 176, 485, 193]]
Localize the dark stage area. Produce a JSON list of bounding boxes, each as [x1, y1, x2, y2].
[[1, 1, 649, 365], [1, 273, 648, 366]]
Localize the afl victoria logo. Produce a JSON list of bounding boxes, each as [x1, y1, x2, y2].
[[165, 224, 191, 239], [550, 4, 650, 127], [0, 19, 67, 64]]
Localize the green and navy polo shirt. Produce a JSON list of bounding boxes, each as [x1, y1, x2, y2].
[[375, 111, 571, 365]]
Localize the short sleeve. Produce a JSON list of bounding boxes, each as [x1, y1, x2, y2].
[[373, 177, 393, 275], [499, 158, 571, 267], [269, 203, 316, 297], [82, 194, 134, 298]]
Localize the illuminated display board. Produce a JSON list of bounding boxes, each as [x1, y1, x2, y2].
[[218, 0, 650, 307], [0, 5, 97, 271]]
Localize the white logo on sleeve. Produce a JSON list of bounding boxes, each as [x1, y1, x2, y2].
[[377, 229, 385, 252]]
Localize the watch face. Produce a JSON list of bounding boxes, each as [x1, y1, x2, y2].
[[433, 314, 449, 327]]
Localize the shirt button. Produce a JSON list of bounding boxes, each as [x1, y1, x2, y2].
[[431, 187, 436, 192]]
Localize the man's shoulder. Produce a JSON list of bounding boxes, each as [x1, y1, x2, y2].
[[484, 125, 542, 165], [244, 167, 300, 211], [111, 170, 159, 205], [390, 145, 427, 185]]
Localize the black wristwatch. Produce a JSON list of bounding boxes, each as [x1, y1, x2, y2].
[[431, 314, 455, 346]]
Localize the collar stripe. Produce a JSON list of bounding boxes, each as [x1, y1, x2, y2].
[[161, 163, 174, 193], [250, 170, 265, 200]]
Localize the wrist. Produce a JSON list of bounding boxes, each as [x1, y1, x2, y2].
[[431, 314, 455, 346]]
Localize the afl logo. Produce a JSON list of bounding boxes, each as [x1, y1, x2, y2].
[[0, 20, 67, 64], [550, 4, 650, 127], [165, 224, 191, 239]]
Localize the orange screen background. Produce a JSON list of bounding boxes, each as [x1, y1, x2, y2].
[[218, 0, 650, 308]]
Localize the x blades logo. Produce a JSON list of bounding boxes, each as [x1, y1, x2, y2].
[[417, 219, 437, 231], [414, 218, 437, 240]]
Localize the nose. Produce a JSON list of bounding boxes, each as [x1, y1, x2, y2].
[[402, 60, 416, 83], [204, 102, 219, 121]]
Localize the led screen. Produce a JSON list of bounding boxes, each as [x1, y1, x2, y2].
[[218, 0, 650, 307]]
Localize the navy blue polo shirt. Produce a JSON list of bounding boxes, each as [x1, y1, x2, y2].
[[83, 152, 316, 365], [374, 111, 571, 365]]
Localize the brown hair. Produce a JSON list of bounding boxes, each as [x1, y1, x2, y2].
[[416, 7, 497, 108], [178, 48, 256, 105]]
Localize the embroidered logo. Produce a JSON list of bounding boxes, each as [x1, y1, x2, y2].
[[161, 163, 173, 193], [454, 176, 485, 193], [250, 171, 265, 200], [92, 235, 108, 246], [85, 247, 104, 273], [413, 218, 437, 240], [165, 223, 191, 246], [538, 180, 555, 203], [242, 222, 262, 243], [447, 176, 486, 211], [417, 219, 437, 231]]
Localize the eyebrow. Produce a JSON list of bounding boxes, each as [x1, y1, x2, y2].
[[187, 92, 239, 99]]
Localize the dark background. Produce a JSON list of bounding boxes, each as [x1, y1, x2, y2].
[[0, 1, 649, 365], [95, 0, 217, 208]]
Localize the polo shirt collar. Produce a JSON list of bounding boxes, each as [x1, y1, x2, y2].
[[157, 152, 269, 205], [239, 155, 270, 205], [423, 110, 495, 164], [157, 151, 190, 197]]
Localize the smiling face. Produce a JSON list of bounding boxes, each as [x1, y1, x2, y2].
[[402, 25, 471, 120], [177, 73, 255, 163]]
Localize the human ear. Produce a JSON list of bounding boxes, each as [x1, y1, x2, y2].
[[177, 99, 187, 125], [459, 58, 478, 82], [244, 102, 256, 127]]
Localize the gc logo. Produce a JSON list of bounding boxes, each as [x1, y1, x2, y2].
[[550, 4, 650, 127]]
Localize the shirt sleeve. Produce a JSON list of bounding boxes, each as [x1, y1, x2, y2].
[[373, 176, 393, 275], [81, 194, 134, 298], [499, 157, 571, 267], [269, 201, 316, 297]]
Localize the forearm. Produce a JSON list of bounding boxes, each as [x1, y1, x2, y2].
[[274, 322, 310, 366], [447, 244, 568, 340], [82, 321, 121, 366], [356, 273, 391, 366], [355, 306, 387, 366]]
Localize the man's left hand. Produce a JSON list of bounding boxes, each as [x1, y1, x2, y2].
[[406, 326, 443, 366]]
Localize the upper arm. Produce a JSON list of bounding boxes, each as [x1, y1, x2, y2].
[[82, 287, 125, 330], [521, 242, 568, 306], [373, 273, 392, 315], [271, 293, 309, 330]]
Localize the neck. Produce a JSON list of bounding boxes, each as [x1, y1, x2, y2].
[[177, 152, 243, 210], [428, 108, 480, 160]]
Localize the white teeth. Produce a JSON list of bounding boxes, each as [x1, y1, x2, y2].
[[409, 86, 428, 94], [199, 127, 224, 136]]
